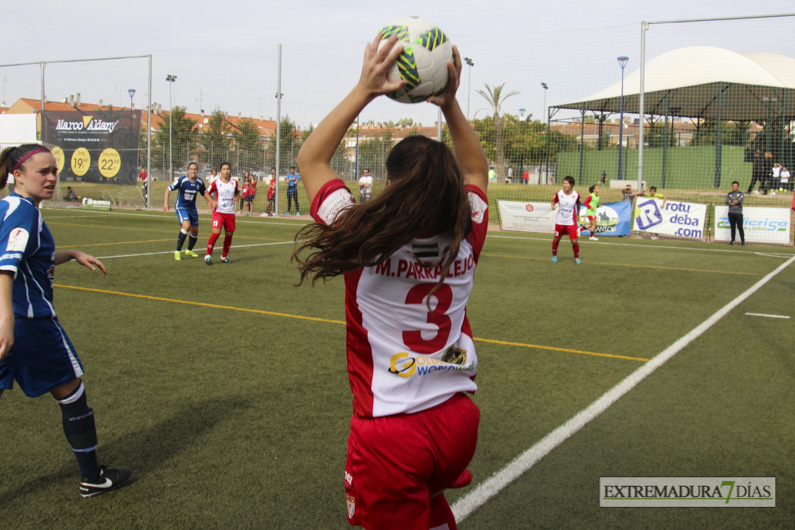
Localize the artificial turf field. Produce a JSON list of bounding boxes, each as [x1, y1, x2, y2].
[[0, 207, 792, 529]]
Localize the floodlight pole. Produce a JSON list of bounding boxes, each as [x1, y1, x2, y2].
[[541, 82, 549, 184], [518, 107, 526, 180], [464, 57, 474, 120], [166, 74, 177, 181], [128, 88, 135, 173], [617, 57, 629, 180]]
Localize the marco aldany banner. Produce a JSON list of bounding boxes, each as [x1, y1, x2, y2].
[[44, 110, 141, 185], [633, 198, 707, 239]]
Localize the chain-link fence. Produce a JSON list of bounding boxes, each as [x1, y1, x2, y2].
[[2, 16, 794, 220]]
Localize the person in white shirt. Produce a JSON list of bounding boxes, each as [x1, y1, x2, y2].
[[203, 162, 239, 265], [357, 168, 373, 202], [293, 34, 487, 530], [551, 176, 582, 264]]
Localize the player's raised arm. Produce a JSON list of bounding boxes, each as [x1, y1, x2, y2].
[[428, 46, 488, 193], [296, 33, 406, 203]]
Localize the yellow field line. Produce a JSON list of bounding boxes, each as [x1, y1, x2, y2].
[[54, 284, 645, 362], [474, 337, 649, 362], [53, 284, 346, 325], [482, 253, 763, 276]]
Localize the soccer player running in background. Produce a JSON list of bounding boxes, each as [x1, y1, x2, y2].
[[583, 184, 600, 241], [204, 162, 239, 265], [551, 176, 582, 264], [0, 144, 130, 497], [163, 161, 207, 260], [293, 35, 487, 530]]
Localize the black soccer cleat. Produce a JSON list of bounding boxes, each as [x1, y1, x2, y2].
[[80, 466, 132, 498]]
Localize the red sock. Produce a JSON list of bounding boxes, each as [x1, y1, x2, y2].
[[206, 232, 220, 256], [222, 233, 234, 257], [429, 493, 456, 530], [552, 239, 559, 256], [573, 242, 580, 258]]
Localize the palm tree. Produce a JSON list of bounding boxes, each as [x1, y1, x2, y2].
[[477, 83, 519, 181]]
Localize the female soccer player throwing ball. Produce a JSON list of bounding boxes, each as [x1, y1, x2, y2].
[[0, 144, 130, 497], [293, 34, 488, 530]]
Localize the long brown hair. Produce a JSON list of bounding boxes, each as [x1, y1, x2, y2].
[[293, 135, 473, 294], [0, 144, 53, 189]]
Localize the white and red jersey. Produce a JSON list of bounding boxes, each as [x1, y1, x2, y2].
[[207, 177, 239, 214], [311, 179, 489, 418], [552, 189, 580, 226]]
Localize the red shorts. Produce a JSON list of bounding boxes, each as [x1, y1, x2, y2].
[[587, 215, 596, 221], [345, 393, 479, 529], [211, 211, 236, 232], [554, 223, 579, 240]]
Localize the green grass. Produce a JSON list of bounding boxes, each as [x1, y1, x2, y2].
[[0, 208, 792, 528]]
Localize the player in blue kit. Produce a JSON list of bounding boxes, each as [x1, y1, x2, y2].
[[0, 144, 131, 497], [163, 161, 207, 260]]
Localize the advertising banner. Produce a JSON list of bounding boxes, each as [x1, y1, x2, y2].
[[578, 201, 632, 237], [498, 201, 557, 233], [44, 110, 141, 185], [633, 198, 707, 239], [714, 206, 791, 244], [499, 200, 632, 236]]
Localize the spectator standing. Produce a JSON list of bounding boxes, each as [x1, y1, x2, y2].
[[286, 166, 300, 215], [267, 169, 276, 216], [748, 150, 764, 194], [771, 163, 781, 195], [642, 186, 666, 240], [522, 170, 529, 185], [244, 175, 257, 215], [778, 166, 790, 192], [725, 180, 745, 246], [622, 184, 641, 202], [761, 152, 774, 195], [358, 168, 372, 203]]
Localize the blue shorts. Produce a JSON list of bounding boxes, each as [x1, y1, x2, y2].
[[176, 207, 199, 227], [0, 318, 83, 397]]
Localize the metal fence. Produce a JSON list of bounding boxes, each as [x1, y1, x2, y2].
[[2, 15, 794, 215]]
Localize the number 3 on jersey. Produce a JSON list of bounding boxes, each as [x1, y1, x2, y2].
[[402, 283, 452, 354]]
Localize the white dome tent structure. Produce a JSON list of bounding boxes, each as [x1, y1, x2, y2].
[[550, 46, 795, 188]]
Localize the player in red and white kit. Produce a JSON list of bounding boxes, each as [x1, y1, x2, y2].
[[551, 175, 582, 264], [294, 35, 488, 530], [203, 162, 239, 265]]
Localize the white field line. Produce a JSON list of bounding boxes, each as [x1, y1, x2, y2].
[[96, 240, 295, 260], [745, 312, 791, 319], [452, 253, 795, 523], [488, 234, 795, 257]]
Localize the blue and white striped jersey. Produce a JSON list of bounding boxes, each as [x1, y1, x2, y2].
[[0, 194, 56, 319], [168, 175, 206, 209]]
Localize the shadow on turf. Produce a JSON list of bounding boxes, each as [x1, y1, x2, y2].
[[0, 396, 250, 504]]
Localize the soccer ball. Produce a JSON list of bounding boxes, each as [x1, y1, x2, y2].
[[378, 16, 454, 104]]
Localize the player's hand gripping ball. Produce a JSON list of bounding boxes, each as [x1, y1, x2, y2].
[[378, 16, 454, 104]]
